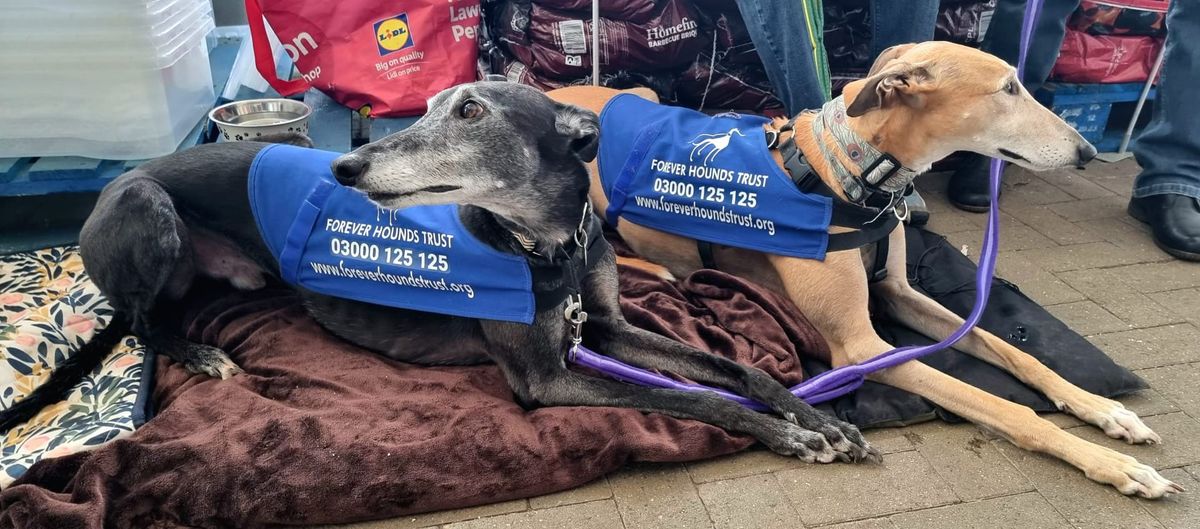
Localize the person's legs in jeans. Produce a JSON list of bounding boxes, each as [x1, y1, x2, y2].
[[947, 0, 1080, 211], [734, 0, 829, 115], [870, 0, 940, 224], [870, 0, 939, 57], [1127, 0, 1200, 260], [735, 0, 940, 113]]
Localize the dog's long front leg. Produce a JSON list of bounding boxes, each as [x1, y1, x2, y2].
[[591, 322, 878, 462], [871, 229, 1159, 444], [766, 250, 1178, 496], [874, 279, 1160, 444], [581, 249, 875, 460], [531, 366, 851, 463], [870, 359, 1182, 498]]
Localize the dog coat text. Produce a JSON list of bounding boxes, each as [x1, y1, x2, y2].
[[248, 144, 536, 323], [597, 94, 834, 260]]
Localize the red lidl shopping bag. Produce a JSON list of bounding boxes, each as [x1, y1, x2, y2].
[[246, 0, 482, 116]]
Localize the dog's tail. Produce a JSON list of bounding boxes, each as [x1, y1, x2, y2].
[[0, 312, 131, 433]]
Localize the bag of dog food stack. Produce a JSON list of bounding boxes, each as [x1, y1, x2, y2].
[[673, 0, 786, 115], [481, 0, 784, 114], [0, 0, 216, 159], [934, 0, 997, 47], [1051, 0, 1169, 84]]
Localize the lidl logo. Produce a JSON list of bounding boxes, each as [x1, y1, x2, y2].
[[374, 13, 414, 55]]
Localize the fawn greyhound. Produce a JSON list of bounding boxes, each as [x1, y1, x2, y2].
[[548, 41, 1183, 498]]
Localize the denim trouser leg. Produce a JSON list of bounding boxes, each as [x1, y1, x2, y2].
[[1132, 0, 1200, 200], [870, 0, 939, 57], [734, 0, 828, 114], [981, 0, 1079, 91]]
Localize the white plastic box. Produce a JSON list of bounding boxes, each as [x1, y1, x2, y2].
[[0, 0, 216, 160]]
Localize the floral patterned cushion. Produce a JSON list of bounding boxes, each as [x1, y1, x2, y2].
[[0, 246, 153, 487]]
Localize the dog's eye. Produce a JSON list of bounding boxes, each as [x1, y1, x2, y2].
[[459, 100, 484, 119], [1005, 80, 1020, 95]]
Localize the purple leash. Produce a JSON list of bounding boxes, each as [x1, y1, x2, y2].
[[571, 0, 1044, 409]]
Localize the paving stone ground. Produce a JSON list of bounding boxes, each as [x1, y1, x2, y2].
[[327, 161, 1200, 529]]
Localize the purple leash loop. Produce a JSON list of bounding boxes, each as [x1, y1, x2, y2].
[[571, 0, 1044, 408]]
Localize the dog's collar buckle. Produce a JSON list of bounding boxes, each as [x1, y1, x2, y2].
[[861, 153, 904, 188]]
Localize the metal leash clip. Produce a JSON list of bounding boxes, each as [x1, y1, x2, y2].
[[893, 196, 910, 222], [573, 202, 591, 265], [564, 293, 588, 348]]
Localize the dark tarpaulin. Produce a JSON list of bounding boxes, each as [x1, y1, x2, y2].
[[812, 226, 1146, 426]]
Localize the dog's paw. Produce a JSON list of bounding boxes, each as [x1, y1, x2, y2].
[[1059, 396, 1161, 445], [783, 410, 880, 463], [762, 421, 840, 463], [182, 344, 244, 379], [1085, 448, 1184, 499], [818, 421, 882, 464]]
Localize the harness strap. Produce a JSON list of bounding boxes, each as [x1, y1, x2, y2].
[[697, 240, 718, 270], [529, 214, 607, 310], [871, 228, 891, 282], [690, 124, 900, 275], [779, 130, 899, 279]]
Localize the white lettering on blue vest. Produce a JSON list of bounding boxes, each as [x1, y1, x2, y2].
[[736, 172, 769, 188], [687, 164, 735, 182], [325, 218, 373, 236], [650, 159, 688, 176]]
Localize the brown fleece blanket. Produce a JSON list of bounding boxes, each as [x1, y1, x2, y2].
[[0, 242, 830, 529]]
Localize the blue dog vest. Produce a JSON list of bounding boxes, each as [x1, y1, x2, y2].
[[598, 94, 833, 260], [248, 144, 536, 324]]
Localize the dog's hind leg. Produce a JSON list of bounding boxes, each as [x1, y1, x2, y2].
[[870, 228, 1159, 444], [581, 252, 878, 462], [81, 176, 242, 379]]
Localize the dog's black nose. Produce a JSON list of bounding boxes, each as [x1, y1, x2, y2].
[[1077, 143, 1098, 165], [332, 156, 368, 186]]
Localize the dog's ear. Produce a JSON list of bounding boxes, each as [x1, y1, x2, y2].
[[865, 43, 916, 76], [845, 59, 933, 118], [554, 102, 600, 163]]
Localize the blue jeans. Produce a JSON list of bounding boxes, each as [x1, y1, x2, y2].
[[1131, 1, 1200, 200], [735, 0, 940, 114], [983, 0, 1200, 200]]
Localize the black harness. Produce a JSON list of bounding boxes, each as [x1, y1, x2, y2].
[[528, 213, 608, 311], [697, 118, 910, 283]]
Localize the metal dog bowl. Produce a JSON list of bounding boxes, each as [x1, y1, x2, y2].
[[209, 98, 312, 142]]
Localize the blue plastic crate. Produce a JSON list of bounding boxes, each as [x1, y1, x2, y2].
[[1035, 82, 1157, 145]]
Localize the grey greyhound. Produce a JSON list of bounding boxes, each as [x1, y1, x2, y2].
[[0, 82, 877, 464]]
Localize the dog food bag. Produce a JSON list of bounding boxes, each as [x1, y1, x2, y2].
[[935, 0, 997, 46], [1051, 28, 1163, 84], [245, 0, 482, 116], [493, 0, 703, 80], [1068, 0, 1169, 37], [533, 0, 659, 23], [674, 56, 785, 116], [824, 0, 872, 71]]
